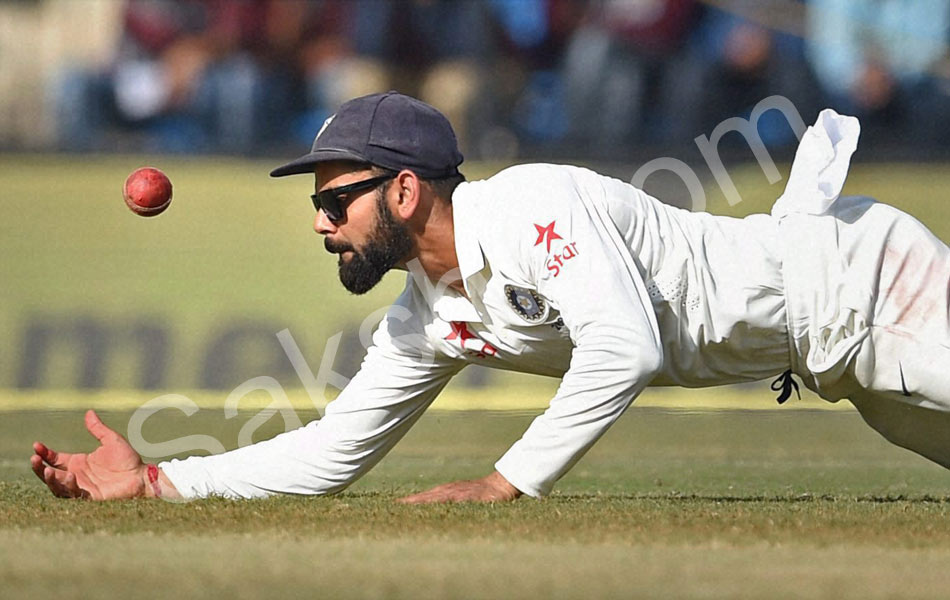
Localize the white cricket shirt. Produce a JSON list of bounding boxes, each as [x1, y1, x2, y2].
[[162, 164, 791, 499]]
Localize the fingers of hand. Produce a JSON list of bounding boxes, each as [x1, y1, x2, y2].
[[397, 484, 469, 505], [31, 454, 89, 499], [395, 492, 430, 504], [34, 461, 88, 499], [53, 469, 89, 499], [84, 410, 116, 444], [44, 467, 72, 498], [396, 486, 450, 504], [33, 441, 69, 469], [30, 454, 47, 482], [397, 478, 519, 504]]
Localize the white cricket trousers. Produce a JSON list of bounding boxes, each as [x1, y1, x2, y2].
[[781, 195, 950, 468]]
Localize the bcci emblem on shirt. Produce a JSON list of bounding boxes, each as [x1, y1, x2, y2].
[[505, 285, 548, 323]]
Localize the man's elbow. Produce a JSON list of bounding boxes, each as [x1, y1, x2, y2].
[[596, 345, 663, 396], [639, 350, 664, 381], [612, 341, 663, 382]]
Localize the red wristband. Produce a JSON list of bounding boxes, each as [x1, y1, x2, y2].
[[146, 464, 162, 498]]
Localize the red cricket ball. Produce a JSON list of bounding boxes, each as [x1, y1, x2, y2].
[[123, 167, 173, 217]]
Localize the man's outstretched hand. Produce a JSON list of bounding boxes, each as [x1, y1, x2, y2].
[[31, 410, 176, 500], [397, 471, 523, 504]]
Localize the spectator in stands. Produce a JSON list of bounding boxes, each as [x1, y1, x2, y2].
[[805, 0, 950, 147], [488, 0, 587, 152], [561, 0, 699, 151], [291, 2, 384, 149], [340, 0, 494, 152], [51, 0, 301, 154], [661, 0, 818, 148]]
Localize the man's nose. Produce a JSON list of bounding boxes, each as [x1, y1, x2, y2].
[[314, 209, 337, 235]]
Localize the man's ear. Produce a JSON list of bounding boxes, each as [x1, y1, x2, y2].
[[393, 170, 421, 220]]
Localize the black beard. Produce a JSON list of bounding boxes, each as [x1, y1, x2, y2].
[[325, 195, 413, 295]]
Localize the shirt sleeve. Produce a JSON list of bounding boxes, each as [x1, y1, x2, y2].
[[160, 291, 462, 499], [493, 167, 664, 497]]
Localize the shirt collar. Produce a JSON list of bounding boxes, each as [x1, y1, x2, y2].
[[425, 182, 486, 323], [451, 181, 486, 284]]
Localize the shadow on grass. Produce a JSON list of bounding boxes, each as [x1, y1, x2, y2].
[[544, 492, 950, 504], [6, 480, 950, 505]]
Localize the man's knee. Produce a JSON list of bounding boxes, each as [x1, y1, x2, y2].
[[851, 393, 950, 469]]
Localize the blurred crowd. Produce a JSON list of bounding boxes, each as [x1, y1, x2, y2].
[[51, 0, 950, 159]]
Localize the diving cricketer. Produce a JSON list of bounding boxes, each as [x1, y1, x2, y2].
[[31, 92, 950, 503]]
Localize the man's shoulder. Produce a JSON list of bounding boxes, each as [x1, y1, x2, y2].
[[473, 163, 599, 188], [455, 163, 606, 216], [450, 164, 616, 284]]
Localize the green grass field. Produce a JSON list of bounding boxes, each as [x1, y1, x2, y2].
[[3, 154, 950, 598], [4, 404, 950, 599]]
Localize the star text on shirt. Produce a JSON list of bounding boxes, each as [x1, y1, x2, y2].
[[533, 222, 580, 278]]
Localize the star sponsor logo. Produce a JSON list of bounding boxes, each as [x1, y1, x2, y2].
[[532, 221, 579, 278], [445, 321, 498, 359], [534, 221, 563, 253]]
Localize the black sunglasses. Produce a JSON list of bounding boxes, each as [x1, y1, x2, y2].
[[311, 173, 397, 222]]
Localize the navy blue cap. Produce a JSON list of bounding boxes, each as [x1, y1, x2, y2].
[[270, 92, 464, 178]]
